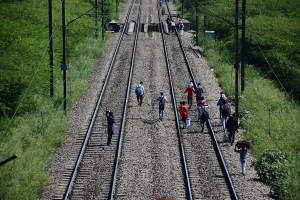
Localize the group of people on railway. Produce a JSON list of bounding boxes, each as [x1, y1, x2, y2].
[[178, 82, 249, 175], [166, 17, 184, 36], [217, 91, 250, 175], [106, 81, 249, 175], [182, 81, 210, 131], [217, 92, 239, 146]]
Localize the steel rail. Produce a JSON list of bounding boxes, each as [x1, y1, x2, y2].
[[63, 0, 135, 199], [158, 1, 193, 199], [207, 119, 239, 199], [108, 1, 142, 199], [164, 3, 197, 88], [165, 2, 239, 200]]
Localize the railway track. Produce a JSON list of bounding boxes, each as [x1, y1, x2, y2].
[[163, 2, 238, 199], [54, 0, 238, 199], [62, 0, 140, 199]]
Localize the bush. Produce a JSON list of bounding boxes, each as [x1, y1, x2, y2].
[[255, 149, 290, 198]]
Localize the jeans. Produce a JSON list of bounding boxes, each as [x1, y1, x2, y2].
[[229, 131, 235, 144], [219, 107, 222, 119], [200, 119, 205, 131], [241, 159, 246, 174], [159, 109, 164, 119], [137, 94, 143, 106], [107, 133, 113, 145], [182, 117, 187, 128], [187, 97, 193, 108], [221, 115, 228, 130]]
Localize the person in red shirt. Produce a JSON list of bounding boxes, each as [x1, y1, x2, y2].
[[179, 101, 189, 129], [184, 85, 195, 109]]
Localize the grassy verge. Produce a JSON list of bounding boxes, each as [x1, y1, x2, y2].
[[203, 40, 300, 199], [0, 36, 107, 200], [0, 0, 125, 199]]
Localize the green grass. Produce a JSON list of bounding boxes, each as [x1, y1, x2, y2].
[[0, 35, 109, 199], [204, 41, 300, 199], [176, 0, 300, 196], [0, 0, 125, 199]]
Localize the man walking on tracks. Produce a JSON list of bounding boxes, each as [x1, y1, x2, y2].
[[106, 111, 115, 146], [195, 83, 203, 104], [184, 83, 195, 109], [157, 92, 168, 121], [161, 7, 166, 17], [179, 101, 189, 129], [226, 113, 238, 146], [135, 81, 144, 106]]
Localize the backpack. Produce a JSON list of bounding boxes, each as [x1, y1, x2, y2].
[[198, 99, 207, 107], [135, 86, 142, 95], [179, 23, 184, 30], [158, 96, 165, 106], [226, 117, 238, 131], [201, 110, 209, 121], [221, 104, 230, 116], [195, 87, 202, 96]]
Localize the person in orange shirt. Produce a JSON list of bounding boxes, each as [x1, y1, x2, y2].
[[184, 84, 195, 109], [179, 101, 189, 129]]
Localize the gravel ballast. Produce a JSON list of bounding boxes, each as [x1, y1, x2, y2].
[[42, 0, 272, 199]]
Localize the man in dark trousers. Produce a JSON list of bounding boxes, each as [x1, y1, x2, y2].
[[226, 113, 239, 146], [195, 83, 203, 104], [200, 108, 209, 132], [106, 111, 115, 146], [157, 92, 168, 121], [135, 81, 144, 106]]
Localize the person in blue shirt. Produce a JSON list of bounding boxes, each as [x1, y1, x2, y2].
[[135, 81, 145, 106], [217, 92, 227, 119], [235, 145, 249, 175], [106, 111, 115, 146], [157, 92, 168, 121]]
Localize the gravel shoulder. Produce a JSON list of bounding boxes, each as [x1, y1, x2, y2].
[[42, 1, 272, 199]]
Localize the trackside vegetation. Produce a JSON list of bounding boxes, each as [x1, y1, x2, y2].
[[175, 0, 300, 199], [0, 0, 125, 199]]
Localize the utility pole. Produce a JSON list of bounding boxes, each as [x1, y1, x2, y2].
[[102, 0, 104, 40], [95, 0, 98, 38], [241, 0, 246, 92], [204, 15, 206, 34], [234, 0, 239, 119], [181, 0, 184, 16], [61, 0, 67, 112], [116, 0, 118, 12], [48, 0, 54, 97], [195, 2, 199, 46]]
